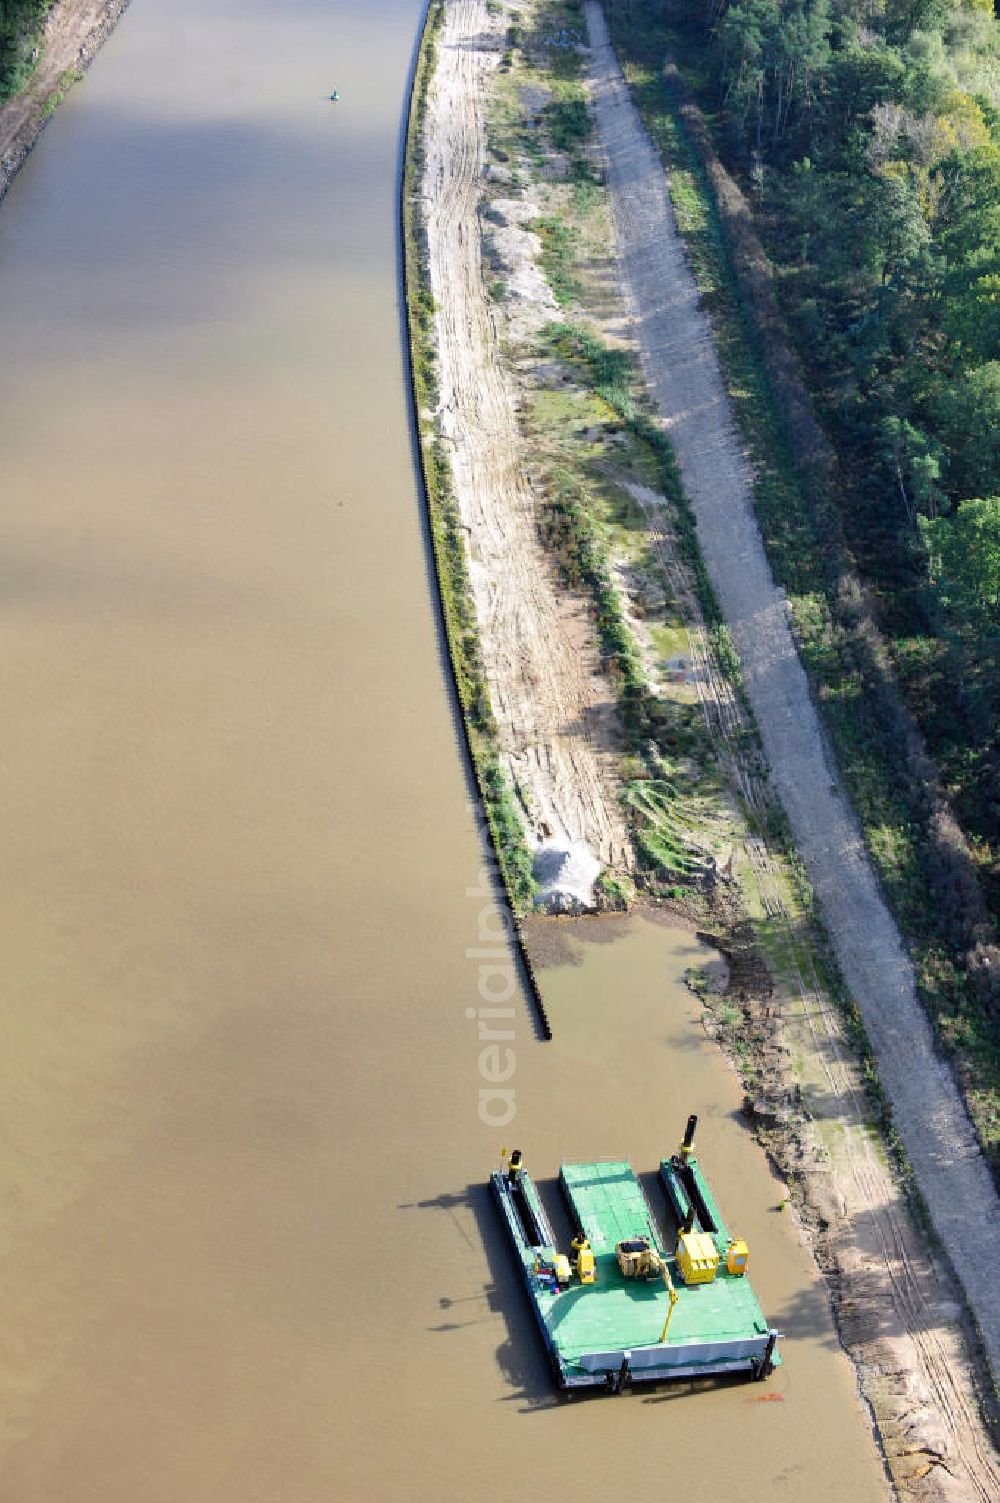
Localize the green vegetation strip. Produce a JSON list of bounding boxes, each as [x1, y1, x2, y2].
[[491, 3, 746, 902], [539, 324, 720, 897]]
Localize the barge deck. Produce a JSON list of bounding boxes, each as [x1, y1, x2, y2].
[[491, 1121, 780, 1391]]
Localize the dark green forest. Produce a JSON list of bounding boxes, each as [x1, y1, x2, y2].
[[633, 0, 1000, 887], [0, 1, 51, 102], [724, 0, 1000, 841]]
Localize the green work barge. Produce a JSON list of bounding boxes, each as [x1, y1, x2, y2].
[[491, 1116, 780, 1392]]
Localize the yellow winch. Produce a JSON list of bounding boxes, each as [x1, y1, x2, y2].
[[572, 1235, 596, 1284], [676, 1230, 719, 1286]]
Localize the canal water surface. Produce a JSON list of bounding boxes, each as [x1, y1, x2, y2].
[[0, 1, 887, 1497]]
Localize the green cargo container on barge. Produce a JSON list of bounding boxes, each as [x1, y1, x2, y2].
[[491, 1117, 780, 1392]]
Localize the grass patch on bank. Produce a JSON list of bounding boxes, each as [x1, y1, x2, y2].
[[533, 322, 728, 895], [41, 65, 82, 118], [547, 322, 725, 641], [536, 217, 580, 306]]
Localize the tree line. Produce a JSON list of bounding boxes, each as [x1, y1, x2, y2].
[[636, 0, 1000, 909], [1, 1, 51, 102]]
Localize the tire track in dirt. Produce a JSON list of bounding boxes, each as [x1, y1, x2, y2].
[[423, 0, 632, 888]]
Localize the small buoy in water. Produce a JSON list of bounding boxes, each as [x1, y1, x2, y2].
[[330, 89, 340, 102]]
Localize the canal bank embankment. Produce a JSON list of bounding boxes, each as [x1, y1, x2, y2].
[[0, 0, 132, 204], [401, 0, 554, 1040], [404, 0, 635, 920]]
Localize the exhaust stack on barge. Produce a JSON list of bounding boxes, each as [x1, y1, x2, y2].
[[491, 1118, 780, 1392]]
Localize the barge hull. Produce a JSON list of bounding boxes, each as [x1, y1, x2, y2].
[[491, 1160, 779, 1391]]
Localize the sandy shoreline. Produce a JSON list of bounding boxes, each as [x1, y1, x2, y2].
[[409, 1, 1000, 1494], [0, 0, 132, 205]]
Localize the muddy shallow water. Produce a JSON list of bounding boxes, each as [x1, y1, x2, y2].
[[0, 1, 886, 1497]]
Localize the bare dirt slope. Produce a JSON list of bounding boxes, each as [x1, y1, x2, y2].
[[585, 0, 1000, 1450], [423, 0, 631, 896], [0, 1, 130, 202]]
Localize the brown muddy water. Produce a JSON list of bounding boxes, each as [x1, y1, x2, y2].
[[0, 1, 886, 1498]]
